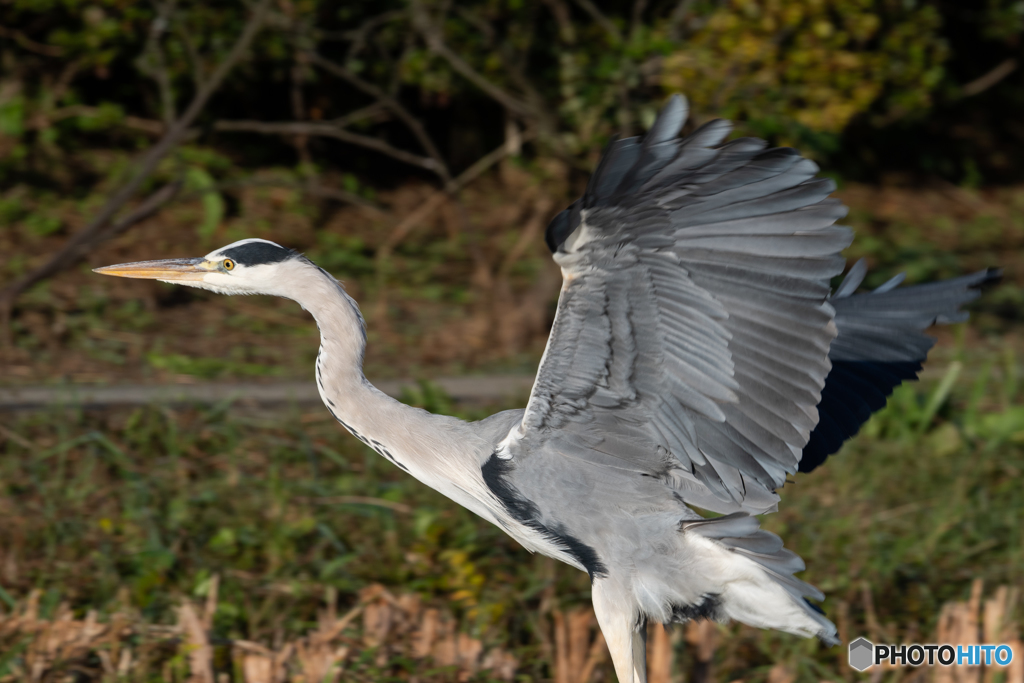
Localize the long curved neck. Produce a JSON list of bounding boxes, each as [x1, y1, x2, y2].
[[285, 263, 389, 432], [282, 261, 501, 523]]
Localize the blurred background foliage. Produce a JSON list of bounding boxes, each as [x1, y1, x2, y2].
[[3, 0, 1023, 383], [1, 0, 1024, 189], [2, 1, 1024, 681]]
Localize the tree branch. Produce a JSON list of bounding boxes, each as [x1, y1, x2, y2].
[[667, 0, 696, 41], [304, 182, 387, 216], [0, 24, 64, 56], [541, 0, 576, 44], [173, 16, 206, 91], [372, 127, 537, 328], [630, 0, 648, 38], [304, 50, 451, 183], [99, 181, 183, 241], [408, 1, 536, 119], [571, 0, 622, 43], [290, 54, 312, 167], [214, 120, 444, 176], [963, 59, 1018, 97], [34, 105, 167, 136], [137, 1, 179, 127], [378, 126, 537, 258], [329, 101, 390, 128], [2, 180, 180, 319], [337, 10, 404, 61], [0, 0, 273, 327]]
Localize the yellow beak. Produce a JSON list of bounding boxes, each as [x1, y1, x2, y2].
[[93, 258, 211, 282]]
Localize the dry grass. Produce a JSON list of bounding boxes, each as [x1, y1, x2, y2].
[[2, 170, 1023, 682], [2, 578, 1020, 683], [0, 581, 520, 682]]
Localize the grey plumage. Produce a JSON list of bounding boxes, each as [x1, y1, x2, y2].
[[487, 95, 994, 677], [95, 93, 997, 683], [517, 96, 850, 517]]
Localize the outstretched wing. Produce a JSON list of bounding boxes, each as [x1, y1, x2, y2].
[[799, 263, 999, 472], [502, 96, 852, 514]]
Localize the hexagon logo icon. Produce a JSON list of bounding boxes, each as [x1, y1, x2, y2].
[[849, 637, 874, 671]]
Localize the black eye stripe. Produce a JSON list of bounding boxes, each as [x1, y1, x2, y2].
[[219, 242, 296, 266]]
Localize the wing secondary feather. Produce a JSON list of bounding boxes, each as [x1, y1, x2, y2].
[[510, 96, 851, 513]]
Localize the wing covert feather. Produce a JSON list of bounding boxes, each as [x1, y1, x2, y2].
[[512, 96, 851, 513]]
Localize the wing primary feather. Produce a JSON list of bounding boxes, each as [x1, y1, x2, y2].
[[872, 272, 907, 294], [833, 259, 868, 298], [513, 94, 965, 515]]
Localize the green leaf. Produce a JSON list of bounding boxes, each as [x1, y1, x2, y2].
[[917, 361, 962, 434], [24, 212, 62, 236], [0, 96, 25, 137], [76, 101, 124, 131], [185, 166, 225, 238]]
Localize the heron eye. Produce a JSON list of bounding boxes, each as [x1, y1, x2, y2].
[[223, 259, 235, 271]]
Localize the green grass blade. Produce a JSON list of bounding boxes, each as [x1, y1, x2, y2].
[[917, 361, 962, 435]]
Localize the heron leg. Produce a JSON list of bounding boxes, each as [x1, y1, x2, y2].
[[593, 578, 647, 683]]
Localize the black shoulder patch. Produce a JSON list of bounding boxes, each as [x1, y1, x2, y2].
[[545, 202, 581, 253], [220, 241, 297, 266], [482, 453, 608, 581]]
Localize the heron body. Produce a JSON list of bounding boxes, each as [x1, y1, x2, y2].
[[97, 95, 996, 683]]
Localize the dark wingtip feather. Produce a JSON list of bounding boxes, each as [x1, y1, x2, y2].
[[801, 265, 1000, 474], [978, 267, 1003, 287]]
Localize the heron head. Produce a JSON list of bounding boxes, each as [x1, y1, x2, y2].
[[94, 238, 310, 297]]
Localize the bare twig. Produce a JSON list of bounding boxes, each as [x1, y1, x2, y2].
[[541, 0, 576, 44], [498, 197, 554, 280], [339, 10, 404, 61], [214, 120, 444, 175], [494, 19, 554, 131], [173, 18, 206, 91], [667, 0, 696, 41], [49, 59, 83, 106], [450, 5, 556, 140], [0, 0, 273, 333], [26, 59, 83, 130], [329, 101, 390, 128], [390, 33, 416, 96], [305, 182, 387, 216], [0, 423, 34, 449], [371, 127, 537, 327], [290, 55, 312, 166], [98, 181, 183, 241], [137, 1, 179, 127], [304, 51, 451, 183], [409, 1, 535, 119], [378, 127, 537, 259], [455, 6, 496, 44], [571, 0, 622, 43], [0, 24, 64, 56], [30, 105, 166, 136], [963, 59, 1018, 97], [630, 0, 648, 38], [206, 175, 387, 214]]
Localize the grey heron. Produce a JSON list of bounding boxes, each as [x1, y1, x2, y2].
[[96, 95, 997, 682]]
